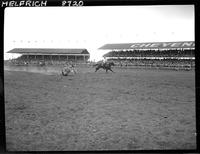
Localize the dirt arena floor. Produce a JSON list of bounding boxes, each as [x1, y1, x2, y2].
[[4, 66, 196, 151]]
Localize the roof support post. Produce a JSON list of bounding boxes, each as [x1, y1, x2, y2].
[[50, 55, 52, 61]]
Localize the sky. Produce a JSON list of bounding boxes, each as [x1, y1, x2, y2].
[[4, 5, 194, 61]]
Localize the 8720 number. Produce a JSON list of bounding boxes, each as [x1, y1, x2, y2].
[[62, 1, 84, 6]]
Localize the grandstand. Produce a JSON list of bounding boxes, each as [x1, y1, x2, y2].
[[99, 41, 195, 70], [6, 48, 90, 65]]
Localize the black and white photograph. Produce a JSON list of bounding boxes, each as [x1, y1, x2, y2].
[[3, 4, 196, 151]]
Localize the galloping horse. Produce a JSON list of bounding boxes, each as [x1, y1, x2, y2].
[[94, 61, 115, 73]]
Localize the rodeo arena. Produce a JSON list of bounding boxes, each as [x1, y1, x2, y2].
[[4, 41, 196, 151]]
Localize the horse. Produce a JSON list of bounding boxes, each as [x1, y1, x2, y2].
[[94, 61, 115, 73]]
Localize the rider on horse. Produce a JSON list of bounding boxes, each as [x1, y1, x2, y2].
[[94, 60, 115, 73]]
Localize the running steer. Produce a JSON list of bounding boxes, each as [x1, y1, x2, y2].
[[94, 61, 115, 73]]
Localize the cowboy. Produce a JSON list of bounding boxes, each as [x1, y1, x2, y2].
[[69, 61, 77, 74]]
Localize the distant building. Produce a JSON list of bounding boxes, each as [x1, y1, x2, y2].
[[7, 48, 90, 62]]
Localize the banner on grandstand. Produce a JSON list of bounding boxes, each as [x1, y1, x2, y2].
[[99, 41, 195, 50]]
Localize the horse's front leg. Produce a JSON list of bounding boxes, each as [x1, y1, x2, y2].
[[95, 67, 99, 72], [109, 68, 114, 73]]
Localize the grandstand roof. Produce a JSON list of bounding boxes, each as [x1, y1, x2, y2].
[[99, 41, 195, 50], [7, 48, 90, 55]]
